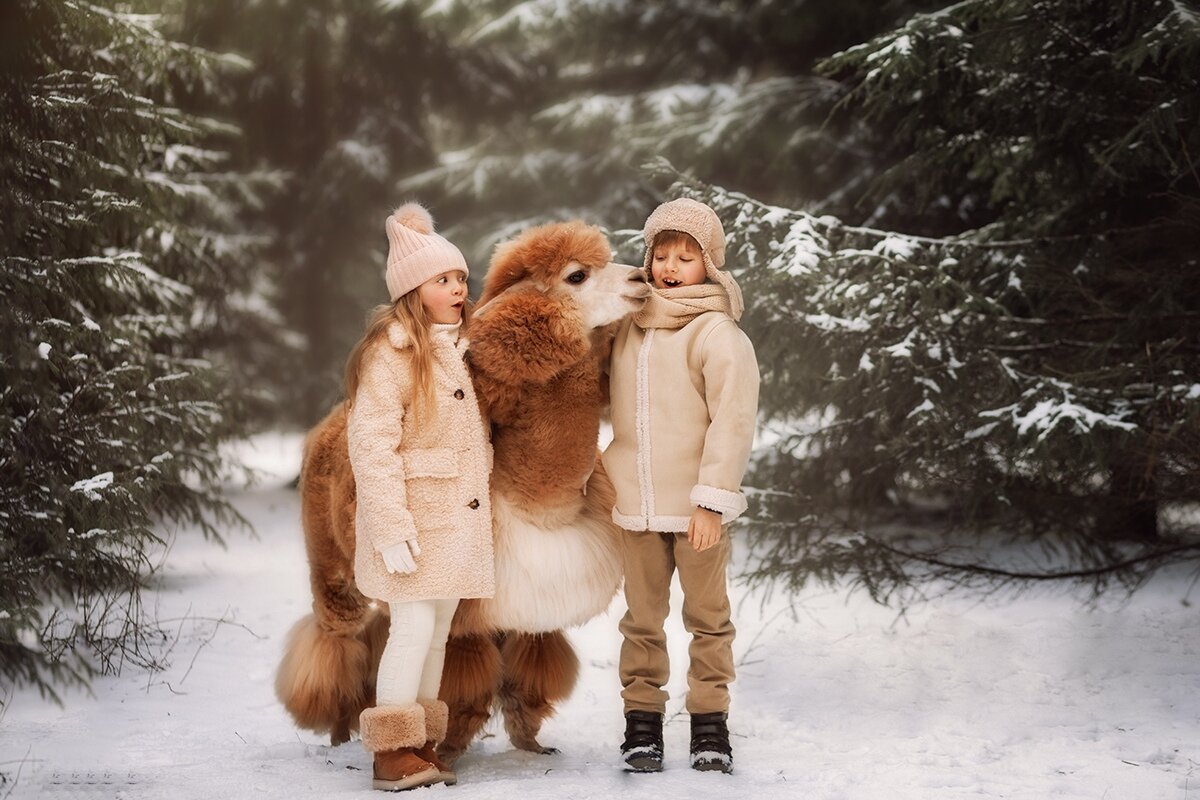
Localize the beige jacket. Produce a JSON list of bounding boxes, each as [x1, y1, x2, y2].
[[348, 321, 495, 602], [602, 311, 759, 532]]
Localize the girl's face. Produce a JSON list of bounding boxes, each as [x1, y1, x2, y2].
[[650, 240, 706, 289], [418, 270, 468, 324]]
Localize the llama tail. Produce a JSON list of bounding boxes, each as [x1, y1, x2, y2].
[[275, 604, 388, 745], [276, 404, 387, 745]]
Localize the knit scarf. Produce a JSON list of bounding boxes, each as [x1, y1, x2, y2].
[[633, 283, 732, 330]]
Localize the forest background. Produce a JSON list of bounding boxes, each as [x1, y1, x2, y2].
[[2, 0, 1198, 706]]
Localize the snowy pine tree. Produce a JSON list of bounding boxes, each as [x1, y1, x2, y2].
[[676, 0, 1200, 600], [1, 0, 272, 701], [180, 0, 504, 423], [398, 0, 937, 261]]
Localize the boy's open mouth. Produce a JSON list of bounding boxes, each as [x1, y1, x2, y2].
[[662, 278, 682, 287]]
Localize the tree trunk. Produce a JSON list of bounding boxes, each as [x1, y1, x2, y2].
[[1096, 458, 1159, 542]]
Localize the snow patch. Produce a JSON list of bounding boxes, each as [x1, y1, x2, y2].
[[981, 383, 1139, 440], [2, 472, 1199, 799], [866, 34, 914, 64], [804, 313, 870, 332], [965, 421, 1000, 440], [907, 398, 935, 418], [883, 330, 917, 359], [623, 745, 659, 756], [691, 750, 732, 766], [873, 235, 917, 260], [70, 471, 114, 500]]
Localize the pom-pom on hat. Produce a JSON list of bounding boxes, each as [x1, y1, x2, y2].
[[642, 197, 744, 320], [384, 202, 469, 301]]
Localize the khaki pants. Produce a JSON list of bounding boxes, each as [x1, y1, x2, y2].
[[618, 529, 735, 715]]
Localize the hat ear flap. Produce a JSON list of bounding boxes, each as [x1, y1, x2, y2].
[[706, 232, 726, 269], [704, 253, 744, 321]]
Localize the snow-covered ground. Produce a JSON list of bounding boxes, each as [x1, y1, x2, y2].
[[3, 432, 1198, 799]]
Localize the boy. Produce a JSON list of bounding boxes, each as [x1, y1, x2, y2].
[[602, 197, 759, 774]]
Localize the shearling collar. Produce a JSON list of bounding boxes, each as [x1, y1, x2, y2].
[[385, 320, 411, 350], [384, 319, 468, 357]]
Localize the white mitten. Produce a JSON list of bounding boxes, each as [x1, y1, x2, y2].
[[380, 540, 420, 574]]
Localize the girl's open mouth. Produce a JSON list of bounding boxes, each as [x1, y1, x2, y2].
[[662, 278, 682, 287]]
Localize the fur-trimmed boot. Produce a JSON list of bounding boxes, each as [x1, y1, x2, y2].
[[620, 710, 664, 772], [689, 711, 733, 774], [414, 698, 457, 786], [360, 703, 443, 791]]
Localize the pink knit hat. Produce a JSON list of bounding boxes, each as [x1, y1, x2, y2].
[[384, 203, 469, 301], [642, 197, 744, 320]]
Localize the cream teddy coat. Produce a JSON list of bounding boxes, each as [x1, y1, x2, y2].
[[348, 321, 495, 602], [602, 310, 760, 532]]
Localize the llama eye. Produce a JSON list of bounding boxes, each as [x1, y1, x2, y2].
[[566, 270, 587, 284]]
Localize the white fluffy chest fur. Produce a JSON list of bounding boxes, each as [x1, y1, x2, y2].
[[477, 492, 624, 632]]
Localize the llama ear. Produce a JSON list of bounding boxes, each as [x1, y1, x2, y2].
[[468, 290, 588, 385]]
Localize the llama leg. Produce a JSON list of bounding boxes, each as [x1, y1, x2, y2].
[[437, 633, 501, 764], [362, 602, 392, 706], [497, 630, 580, 754]]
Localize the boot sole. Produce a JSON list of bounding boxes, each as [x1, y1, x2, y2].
[[691, 761, 733, 774], [623, 756, 663, 773], [372, 766, 443, 791]]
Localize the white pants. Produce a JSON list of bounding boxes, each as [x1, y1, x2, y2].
[[375, 598, 459, 705]]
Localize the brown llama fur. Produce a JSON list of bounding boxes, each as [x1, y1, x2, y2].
[[275, 220, 648, 760]]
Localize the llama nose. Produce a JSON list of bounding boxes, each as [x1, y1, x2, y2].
[[628, 271, 647, 284]]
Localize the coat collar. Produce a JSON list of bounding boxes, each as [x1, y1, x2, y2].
[[384, 319, 467, 357], [385, 320, 411, 350]]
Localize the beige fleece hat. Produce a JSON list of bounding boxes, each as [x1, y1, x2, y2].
[[384, 203, 469, 301], [642, 197, 744, 320]]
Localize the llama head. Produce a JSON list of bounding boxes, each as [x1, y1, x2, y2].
[[480, 220, 650, 329]]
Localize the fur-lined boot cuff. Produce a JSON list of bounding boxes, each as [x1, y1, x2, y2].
[[359, 703, 426, 753], [417, 698, 449, 743]]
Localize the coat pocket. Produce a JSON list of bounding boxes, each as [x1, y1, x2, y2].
[[401, 447, 459, 479]]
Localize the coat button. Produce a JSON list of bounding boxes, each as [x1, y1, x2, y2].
[[467, 498, 480, 509], [454, 388, 465, 400]]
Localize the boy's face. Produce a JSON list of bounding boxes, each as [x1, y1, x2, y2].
[[417, 269, 468, 324], [650, 240, 706, 289]]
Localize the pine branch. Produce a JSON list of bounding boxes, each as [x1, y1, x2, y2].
[[863, 536, 1200, 581]]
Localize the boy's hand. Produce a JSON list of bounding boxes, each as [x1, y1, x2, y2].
[[688, 507, 723, 552]]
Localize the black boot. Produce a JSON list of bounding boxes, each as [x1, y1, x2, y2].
[[620, 710, 664, 772], [690, 711, 733, 774]]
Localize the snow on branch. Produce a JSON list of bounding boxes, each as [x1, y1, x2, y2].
[[979, 378, 1140, 441]]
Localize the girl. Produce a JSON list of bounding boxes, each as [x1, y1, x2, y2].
[[345, 203, 494, 791]]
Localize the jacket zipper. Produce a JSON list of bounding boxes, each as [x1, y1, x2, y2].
[[635, 329, 656, 522]]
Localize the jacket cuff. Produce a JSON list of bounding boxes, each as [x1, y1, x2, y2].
[[689, 485, 748, 523], [370, 519, 419, 553]]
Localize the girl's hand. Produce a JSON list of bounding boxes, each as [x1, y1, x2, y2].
[[687, 508, 723, 552], [381, 540, 420, 574]]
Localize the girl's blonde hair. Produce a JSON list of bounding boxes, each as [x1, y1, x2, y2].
[[343, 289, 471, 424]]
